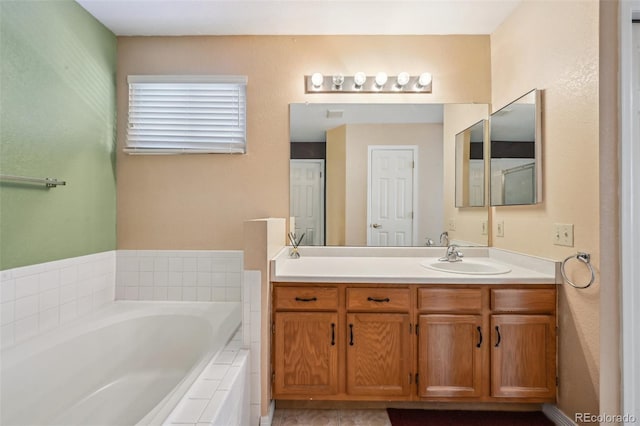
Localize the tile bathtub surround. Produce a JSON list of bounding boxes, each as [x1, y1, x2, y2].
[[164, 329, 250, 426], [0, 251, 116, 348], [1, 249, 244, 347], [243, 270, 262, 426], [116, 250, 243, 302]]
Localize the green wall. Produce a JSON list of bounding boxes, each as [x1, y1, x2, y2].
[[0, 1, 117, 270]]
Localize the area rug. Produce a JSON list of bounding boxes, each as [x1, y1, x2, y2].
[[386, 409, 554, 426]]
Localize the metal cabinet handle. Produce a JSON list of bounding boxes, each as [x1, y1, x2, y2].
[[294, 296, 317, 302], [349, 324, 354, 346], [494, 325, 501, 347], [476, 326, 483, 348], [367, 297, 390, 303], [372, 223, 382, 229], [331, 323, 335, 346]]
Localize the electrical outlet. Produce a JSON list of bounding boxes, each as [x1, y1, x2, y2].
[[448, 218, 456, 231], [553, 223, 574, 247], [481, 220, 488, 235], [496, 221, 505, 237]]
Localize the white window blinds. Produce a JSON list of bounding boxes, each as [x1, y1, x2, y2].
[[126, 75, 247, 154]]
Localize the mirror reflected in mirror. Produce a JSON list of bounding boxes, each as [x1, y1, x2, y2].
[[490, 89, 542, 206], [455, 120, 486, 208], [290, 103, 489, 247]]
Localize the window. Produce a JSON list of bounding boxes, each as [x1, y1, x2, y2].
[[126, 75, 247, 154]]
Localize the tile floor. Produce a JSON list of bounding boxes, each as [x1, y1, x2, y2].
[[272, 409, 391, 426]]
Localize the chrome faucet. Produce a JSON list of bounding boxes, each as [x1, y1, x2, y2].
[[439, 231, 449, 247], [439, 245, 464, 262]]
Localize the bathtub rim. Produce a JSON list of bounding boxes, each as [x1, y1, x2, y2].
[[1, 300, 238, 364]]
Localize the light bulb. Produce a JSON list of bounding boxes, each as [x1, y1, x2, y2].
[[311, 73, 324, 89], [353, 72, 367, 87], [396, 72, 410, 88], [332, 74, 344, 88], [417, 72, 432, 88], [375, 72, 388, 88]]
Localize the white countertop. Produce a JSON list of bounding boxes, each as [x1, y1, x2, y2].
[[270, 247, 560, 284]]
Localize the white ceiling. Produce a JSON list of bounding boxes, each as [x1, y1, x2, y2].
[[290, 103, 444, 142], [76, 0, 521, 36]]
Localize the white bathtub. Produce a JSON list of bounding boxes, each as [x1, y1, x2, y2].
[[0, 301, 241, 426]]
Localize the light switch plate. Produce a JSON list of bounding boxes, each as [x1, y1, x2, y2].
[[448, 218, 456, 231], [496, 221, 504, 237], [481, 220, 488, 235], [553, 223, 574, 247]]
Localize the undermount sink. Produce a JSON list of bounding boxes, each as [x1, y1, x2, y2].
[[421, 259, 512, 275]]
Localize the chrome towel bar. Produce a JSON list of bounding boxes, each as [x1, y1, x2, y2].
[[0, 174, 66, 188], [561, 252, 595, 289]]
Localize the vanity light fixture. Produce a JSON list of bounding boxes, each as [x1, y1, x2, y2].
[[332, 74, 345, 89], [396, 72, 410, 89], [353, 72, 367, 89], [311, 72, 324, 90], [374, 72, 388, 89], [305, 72, 432, 93], [416, 72, 433, 90]]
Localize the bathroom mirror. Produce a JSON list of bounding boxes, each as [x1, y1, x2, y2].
[[290, 103, 489, 247], [489, 89, 542, 206], [455, 119, 486, 208]]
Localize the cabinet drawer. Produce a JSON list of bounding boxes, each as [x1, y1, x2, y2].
[[346, 288, 410, 312], [491, 289, 556, 313], [274, 286, 338, 310], [418, 288, 482, 313]]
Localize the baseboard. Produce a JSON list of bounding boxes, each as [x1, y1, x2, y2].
[[259, 400, 275, 426], [543, 404, 577, 426]]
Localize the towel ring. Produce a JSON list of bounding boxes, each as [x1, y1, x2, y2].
[[561, 252, 595, 289]]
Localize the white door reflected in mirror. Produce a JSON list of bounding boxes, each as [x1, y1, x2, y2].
[[455, 119, 486, 208], [290, 159, 325, 246], [368, 147, 417, 246]]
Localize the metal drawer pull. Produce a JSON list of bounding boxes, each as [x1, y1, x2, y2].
[[494, 326, 501, 347], [294, 296, 317, 302], [476, 326, 483, 348], [349, 324, 354, 346], [331, 323, 335, 346], [367, 297, 390, 303]]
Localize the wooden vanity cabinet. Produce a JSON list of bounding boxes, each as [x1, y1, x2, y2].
[[490, 289, 557, 400], [417, 288, 485, 399], [271, 283, 556, 404], [345, 287, 412, 397], [272, 284, 413, 400], [416, 286, 557, 403], [272, 286, 339, 397]]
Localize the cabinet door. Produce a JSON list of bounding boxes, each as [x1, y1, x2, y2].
[[418, 314, 484, 398], [491, 315, 556, 400], [346, 313, 411, 397], [273, 312, 338, 396]]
